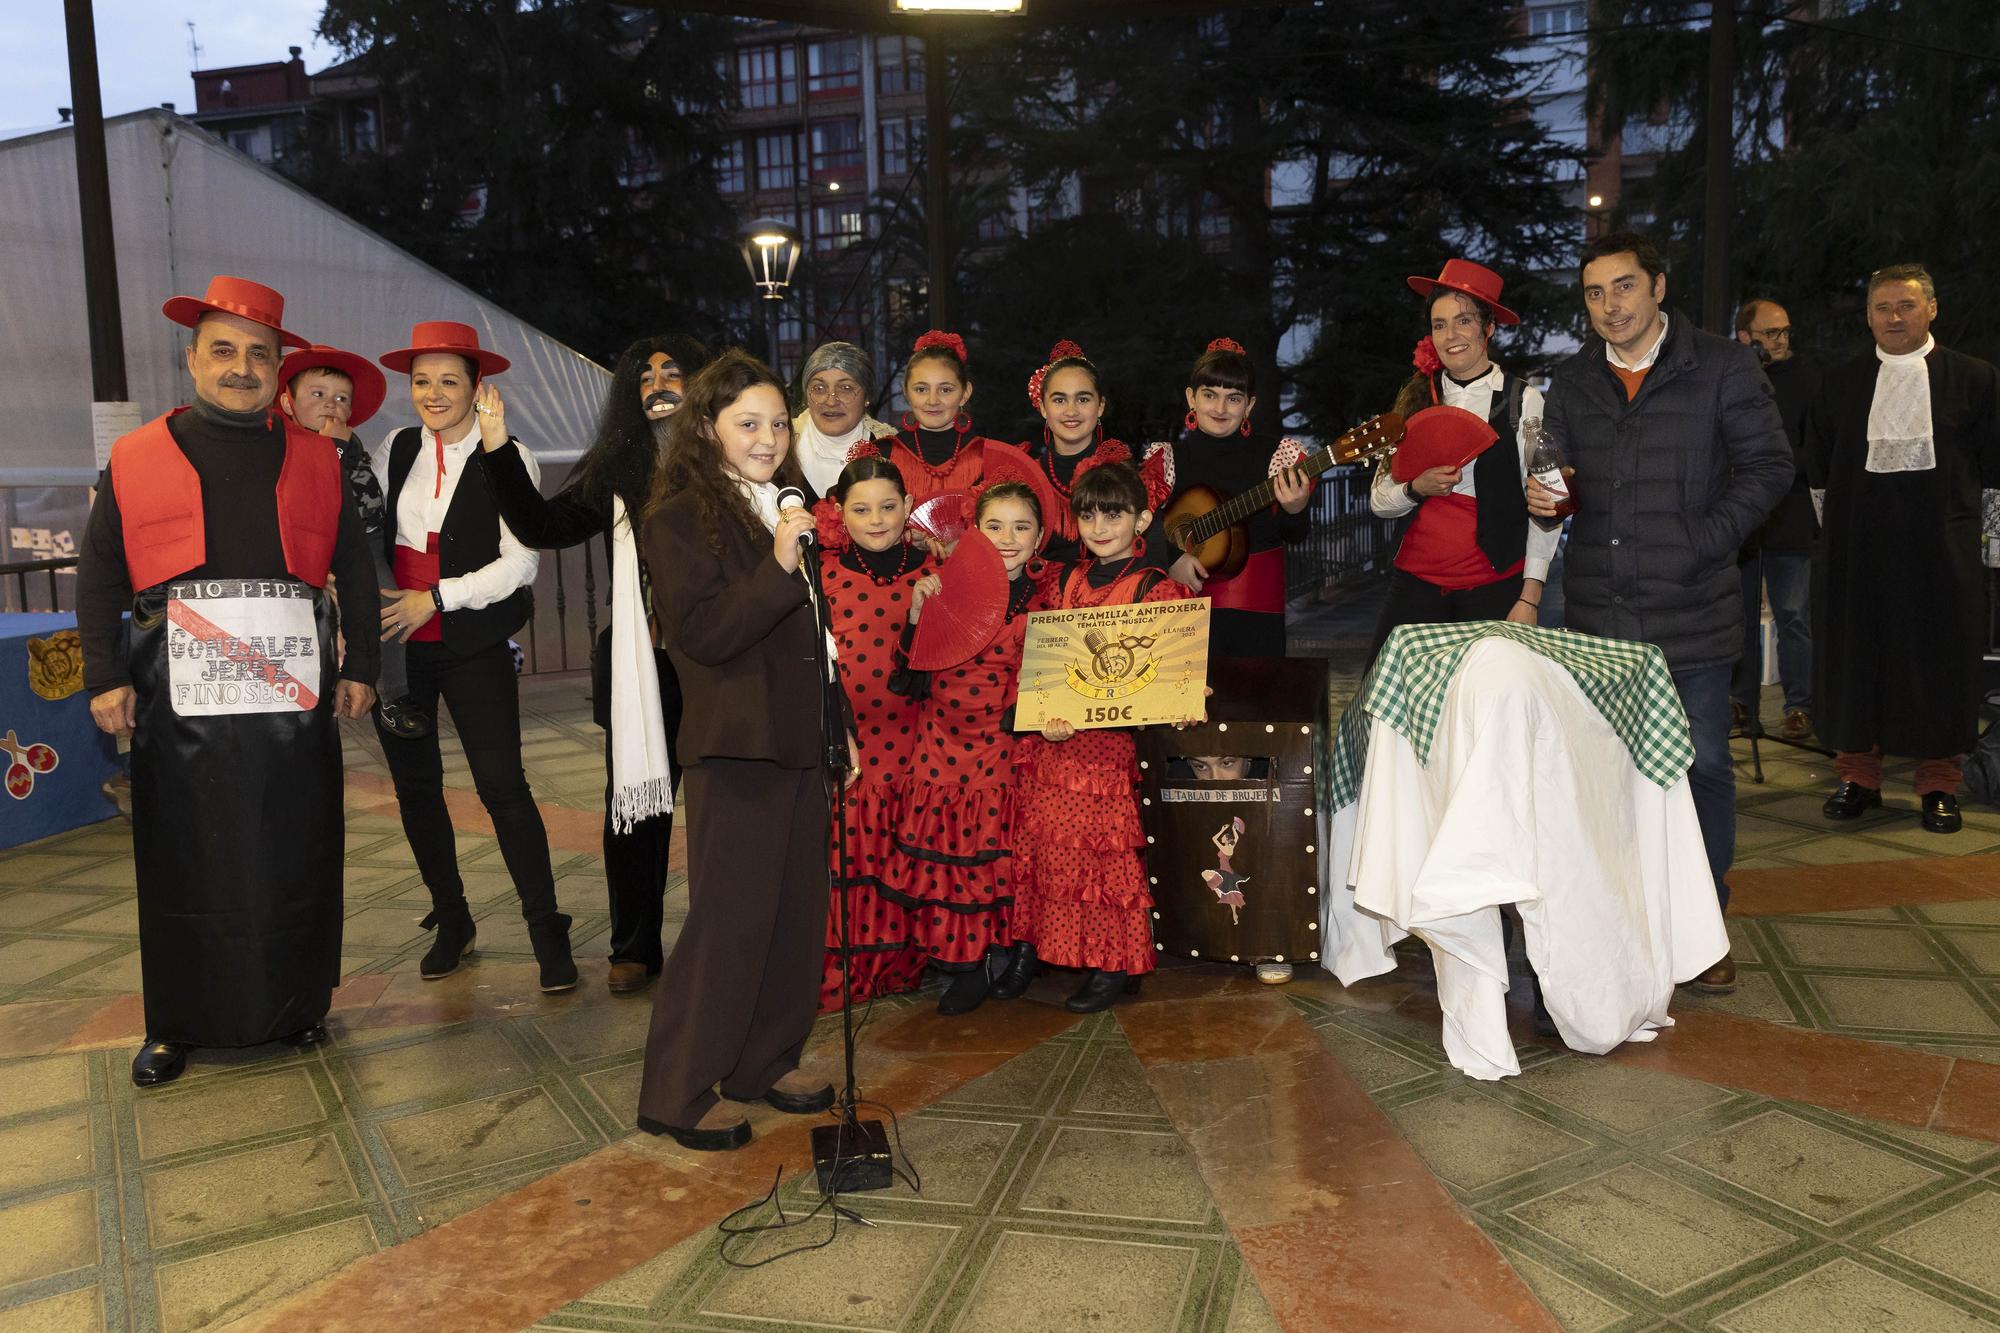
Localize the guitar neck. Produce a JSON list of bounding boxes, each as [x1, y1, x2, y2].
[[1185, 444, 1336, 544]]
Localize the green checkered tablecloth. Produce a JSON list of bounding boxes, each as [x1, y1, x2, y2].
[[1325, 621, 1694, 809]]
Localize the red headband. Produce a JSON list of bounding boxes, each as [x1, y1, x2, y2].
[[1026, 338, 1088, 411], [913, 330, 968, 366]]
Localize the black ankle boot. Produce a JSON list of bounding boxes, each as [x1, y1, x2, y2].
[[1066, 970, 1140, 1014], [419, 901, 477, 980], [530, 912, 578, 994], [990, 942, 1038, 1001], [937, 965, 991, 1016]]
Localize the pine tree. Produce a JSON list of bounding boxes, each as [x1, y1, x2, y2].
[[302, 0, 744, 363]]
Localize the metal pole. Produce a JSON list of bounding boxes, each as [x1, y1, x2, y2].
[[923, 30, 950, 331], [1700, 0, 1737, 335], [63, 0, 128, 402]]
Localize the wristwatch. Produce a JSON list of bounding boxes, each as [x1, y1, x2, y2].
[[430, 587, 445, 614]]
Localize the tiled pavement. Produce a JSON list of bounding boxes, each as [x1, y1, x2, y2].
[[2, 673, 1999, 1330]]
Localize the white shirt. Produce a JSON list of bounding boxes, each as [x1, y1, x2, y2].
[[1606, 314, 1670, 372], [371, 419, 541, 613], [1369, 364, 1560, 582]]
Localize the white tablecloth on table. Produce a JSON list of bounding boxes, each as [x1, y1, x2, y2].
[[1320, 638, 1728, 1080]]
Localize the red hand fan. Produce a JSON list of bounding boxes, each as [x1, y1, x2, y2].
[[907, 527, 1009, 671], [906, 490, 971, 548], [1389, 405, 1502, 484]]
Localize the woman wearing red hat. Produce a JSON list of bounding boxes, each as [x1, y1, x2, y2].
[[369, 320, 575, 993], [1369, 259, 1558, 657]]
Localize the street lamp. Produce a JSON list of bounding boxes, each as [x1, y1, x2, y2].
[[738, 216, 803, 374]]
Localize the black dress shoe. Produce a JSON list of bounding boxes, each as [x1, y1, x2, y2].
[[762, 1081, 836, 1115], [419, 902, 478, 979], [280, 1024, 329, 1049], [1065, 970, 1140, 1014], [989, 942, 1038, 1001], [637, 1114, 751, 1152], [1530, 978, 1559, 1040], [131, 1040, 192, 1088], [1823, 782, 1883, 821], [937, 966, 991, 1016], [530, 912, 579, 994], [1922, 791, 1964, 834]]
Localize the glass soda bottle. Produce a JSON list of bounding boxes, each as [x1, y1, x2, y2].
[[1524, 418, 1576, 531]]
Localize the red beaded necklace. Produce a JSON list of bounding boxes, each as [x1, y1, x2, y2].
[[900, 413, 978, 480]]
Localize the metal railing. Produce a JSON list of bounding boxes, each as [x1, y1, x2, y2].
[[0, 557, 75, 614], [1287, 466, 1400, 600]]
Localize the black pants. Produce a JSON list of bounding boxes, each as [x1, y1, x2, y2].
[[1369, 568, 1525, 661], [636, 759, 830, 1128], [377, 639, 559, 925], [603, 647, 682, 971]]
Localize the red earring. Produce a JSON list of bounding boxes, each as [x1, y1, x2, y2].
[[1184, 409, 1198, 432], [1239, 416, 1253, 438]]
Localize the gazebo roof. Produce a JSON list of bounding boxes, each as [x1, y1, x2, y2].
[[630, 1, 1285, 33]]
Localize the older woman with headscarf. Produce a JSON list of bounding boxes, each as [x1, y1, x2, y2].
[[792, 340, 896, 502]]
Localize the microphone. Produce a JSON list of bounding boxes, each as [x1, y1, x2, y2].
[[777, 486, 813, 549]]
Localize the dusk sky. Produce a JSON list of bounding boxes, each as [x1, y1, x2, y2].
[[3, 2, 339, 137]]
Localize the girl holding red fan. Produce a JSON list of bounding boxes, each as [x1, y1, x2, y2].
[[998, 460, 1192, 1013], [1160, 338, 1315, 658], [885, 464, 1057, 1016], [813, 456, 932, 1010]]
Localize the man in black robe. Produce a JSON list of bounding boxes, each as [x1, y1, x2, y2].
[[76, 275, 379, 1087], [1809, 264, 2000, 834]]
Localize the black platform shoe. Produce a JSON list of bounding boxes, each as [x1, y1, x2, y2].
[[530, 912, 579, 994], [989, 942, 1039, 1001], [281, 1024, 330, 1049], [1922, 791, 1964, 834], [419, 902, 478, 980], [131, 1040, 192, 1088], [1065, 970, 1140, 1014], [937, 964, 991, 1016], [1822, 782, 1883, 821], [637, 1114, 751, 1152]]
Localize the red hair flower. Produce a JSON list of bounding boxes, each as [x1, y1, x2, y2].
[[1412, 336, 1444, 378], [1027, 338, 1089, 411], [912, 330, 969, 366], [1206, 336, 1248, 356], [812, 497, 850, 551]]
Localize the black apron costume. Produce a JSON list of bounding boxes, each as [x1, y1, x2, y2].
[[1807, 343, 2000, 758], [76, 400, 378, 1045]]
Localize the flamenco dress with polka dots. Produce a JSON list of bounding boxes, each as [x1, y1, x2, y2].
[[1013, 556, 1193, 976], [817, 539, 933, 1011], [884, 573, 1049, 970]]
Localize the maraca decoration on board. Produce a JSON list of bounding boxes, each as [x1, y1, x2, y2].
[[1, 729, 59, 800]]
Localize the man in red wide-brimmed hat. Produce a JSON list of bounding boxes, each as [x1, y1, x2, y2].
[[75, 275, 382, 1089]]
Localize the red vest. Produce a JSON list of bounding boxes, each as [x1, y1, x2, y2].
[[109, 409, 343, 590]]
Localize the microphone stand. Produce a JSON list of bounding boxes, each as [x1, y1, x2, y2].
[[797, 535, 894, 1194]]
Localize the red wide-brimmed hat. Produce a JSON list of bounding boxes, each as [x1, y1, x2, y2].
[[908, 527, 1008, 671], [161, 275, 309, 348], [379, 320, 512, 376], [277, 344, 389, 427], [1407, 258, 1520, 326], [1390, 405, 1502, 484]]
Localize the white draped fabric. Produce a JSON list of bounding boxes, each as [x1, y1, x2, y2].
[[1320, 638, 1727, 1080]]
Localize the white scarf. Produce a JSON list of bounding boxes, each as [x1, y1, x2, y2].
[[1866, 335, 1936, 473], [793, 411, 869, 497], [608, 494, 673, 833]]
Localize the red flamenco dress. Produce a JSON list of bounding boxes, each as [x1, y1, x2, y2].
[[885, 573, 1048, 969], [1014, 555, 1193, 975], [852, 417, 1003, 508], [817, 526, 933, 1011]]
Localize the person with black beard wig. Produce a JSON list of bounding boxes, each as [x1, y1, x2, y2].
[[478, 333, 710, 993]]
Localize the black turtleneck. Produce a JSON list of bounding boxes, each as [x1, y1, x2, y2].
[[1045, 440, 1094, 486], [78, 397, 380, 694], [912, 426, 965, 468], [842, 541, 921, 581], [1085, 554, 1145, 590]]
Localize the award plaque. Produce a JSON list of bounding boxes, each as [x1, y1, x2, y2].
[[1015, 598, 1210, 731]]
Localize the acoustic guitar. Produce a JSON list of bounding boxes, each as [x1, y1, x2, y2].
[[1158, 413, 1405, 579]]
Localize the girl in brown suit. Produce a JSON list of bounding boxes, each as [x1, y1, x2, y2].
[[635, 350, 837, 1151]]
